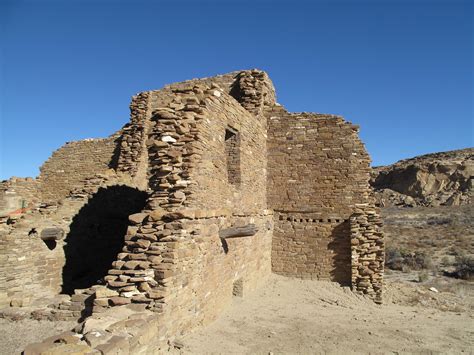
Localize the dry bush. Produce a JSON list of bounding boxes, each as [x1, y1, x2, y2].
[[386, 246, 434, 272], [452, 255, 474, 280], [418, 271, 429, 283]]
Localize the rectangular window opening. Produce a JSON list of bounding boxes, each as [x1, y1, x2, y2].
[[225, 127, 241, 186]]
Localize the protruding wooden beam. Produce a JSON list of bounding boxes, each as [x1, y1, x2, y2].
[[219, 224, 258, 239], [40, 227, 65, 241]]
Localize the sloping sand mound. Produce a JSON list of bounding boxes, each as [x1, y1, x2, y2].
[[173, 274, 473, 354]]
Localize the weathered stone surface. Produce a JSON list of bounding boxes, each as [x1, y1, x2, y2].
[[95, 335, 130, 354], [23, 341, 54, 355], [109, 297, 132, 306], [94, 286, 119, 299], [2, 69, 383, 354], [128, 213, 149, 224], [84, 329, 112, 348], [372, 148, 473, 207]]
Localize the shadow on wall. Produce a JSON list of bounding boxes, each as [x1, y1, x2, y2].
[[109, 131, 125, 170], [61, 185, 148, 295], [328, 220, 352, 286]]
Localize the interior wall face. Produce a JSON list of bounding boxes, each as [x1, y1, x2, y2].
[[61, 186, 147, 294], [0, 182, 146, 308], [272, 213, 351, 284], [267, 109, 372, 281], [0, 226, 66, 308]]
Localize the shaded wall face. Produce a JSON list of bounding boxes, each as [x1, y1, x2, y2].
[[273, 213, 351, 284], [62, 186, 147, 294], [267, 109, 372, 281], [0, 183, 148, 307]]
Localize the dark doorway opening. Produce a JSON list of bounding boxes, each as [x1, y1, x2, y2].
[[61, 185, 147, 294], [328, 220, 352, 286]]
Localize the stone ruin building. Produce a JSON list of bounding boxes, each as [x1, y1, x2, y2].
[[0, 70, 384, 353]]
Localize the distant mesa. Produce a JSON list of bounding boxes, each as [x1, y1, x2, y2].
[[371, 148, 474, 207]]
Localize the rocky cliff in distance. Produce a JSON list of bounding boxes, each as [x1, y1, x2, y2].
[[371, 148, 473, 207]]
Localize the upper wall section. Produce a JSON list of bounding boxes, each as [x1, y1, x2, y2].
[[116, 92, 153, 189], [38, 137, 118, 203], [188, 87, 268, 213], [111, 69, 276, 196], [267, 106, 372, 217], [165, 69, 277, 118], [143, 82, 268, 213], [30, 70, 275, 206]]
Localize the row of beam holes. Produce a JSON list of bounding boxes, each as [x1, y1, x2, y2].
[[278, 215, 346, 224]]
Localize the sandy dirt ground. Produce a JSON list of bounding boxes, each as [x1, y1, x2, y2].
[[0, 274, 472, 354], [172, 274, 473, 354], [0, 319, 75, 355]]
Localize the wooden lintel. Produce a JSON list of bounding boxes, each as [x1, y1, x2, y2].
[[219, 224, 258, 239]]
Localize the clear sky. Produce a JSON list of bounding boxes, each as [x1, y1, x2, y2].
[[1, 0, 472, 180]]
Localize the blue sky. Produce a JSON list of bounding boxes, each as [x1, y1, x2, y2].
[[1, 0, 472, 179]]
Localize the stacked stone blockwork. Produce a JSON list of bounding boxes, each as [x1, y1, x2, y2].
[[0, 70, 383, 353]]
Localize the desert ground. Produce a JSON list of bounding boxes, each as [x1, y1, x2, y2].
[[172, 204, 474, 354], [1, 273, 472, 355], [169, 274, 472, 354], [0, 318, 75, 355], [1, 205, 472, 354]]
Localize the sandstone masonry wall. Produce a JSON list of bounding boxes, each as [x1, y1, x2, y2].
[[95, 83, 272, 347], [165, 69, 276, 119], [161, 86, 272, 336], [0, 172, 142, 312], [38, 137, 117, 202], [116, 92, 152, 190], [0, 177, 39, 216], [267, 108, 371, 212], [350, 206, 384, 302], [0, 220, 65, 308], [2, 69, 384, 353], [273, 213, 351, 283], [267, 107, 373, 285]]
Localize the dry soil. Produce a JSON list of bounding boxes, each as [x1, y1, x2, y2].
[[172, 274, 473, 354], [0, 318, 75, 355]]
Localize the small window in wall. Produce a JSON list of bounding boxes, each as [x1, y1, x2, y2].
[[225, 127, 241, 186]]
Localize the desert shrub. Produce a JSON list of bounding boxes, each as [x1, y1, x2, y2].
[[448, 246, 464, 256], [452, 255, 474, 280], [411, 251, 434, 270], [441, 256, 451, 266], [427, 217, 451, 226], [385, 246, 405, 271], [385, 247, 433, 271], [418, 270, 429, 283]]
